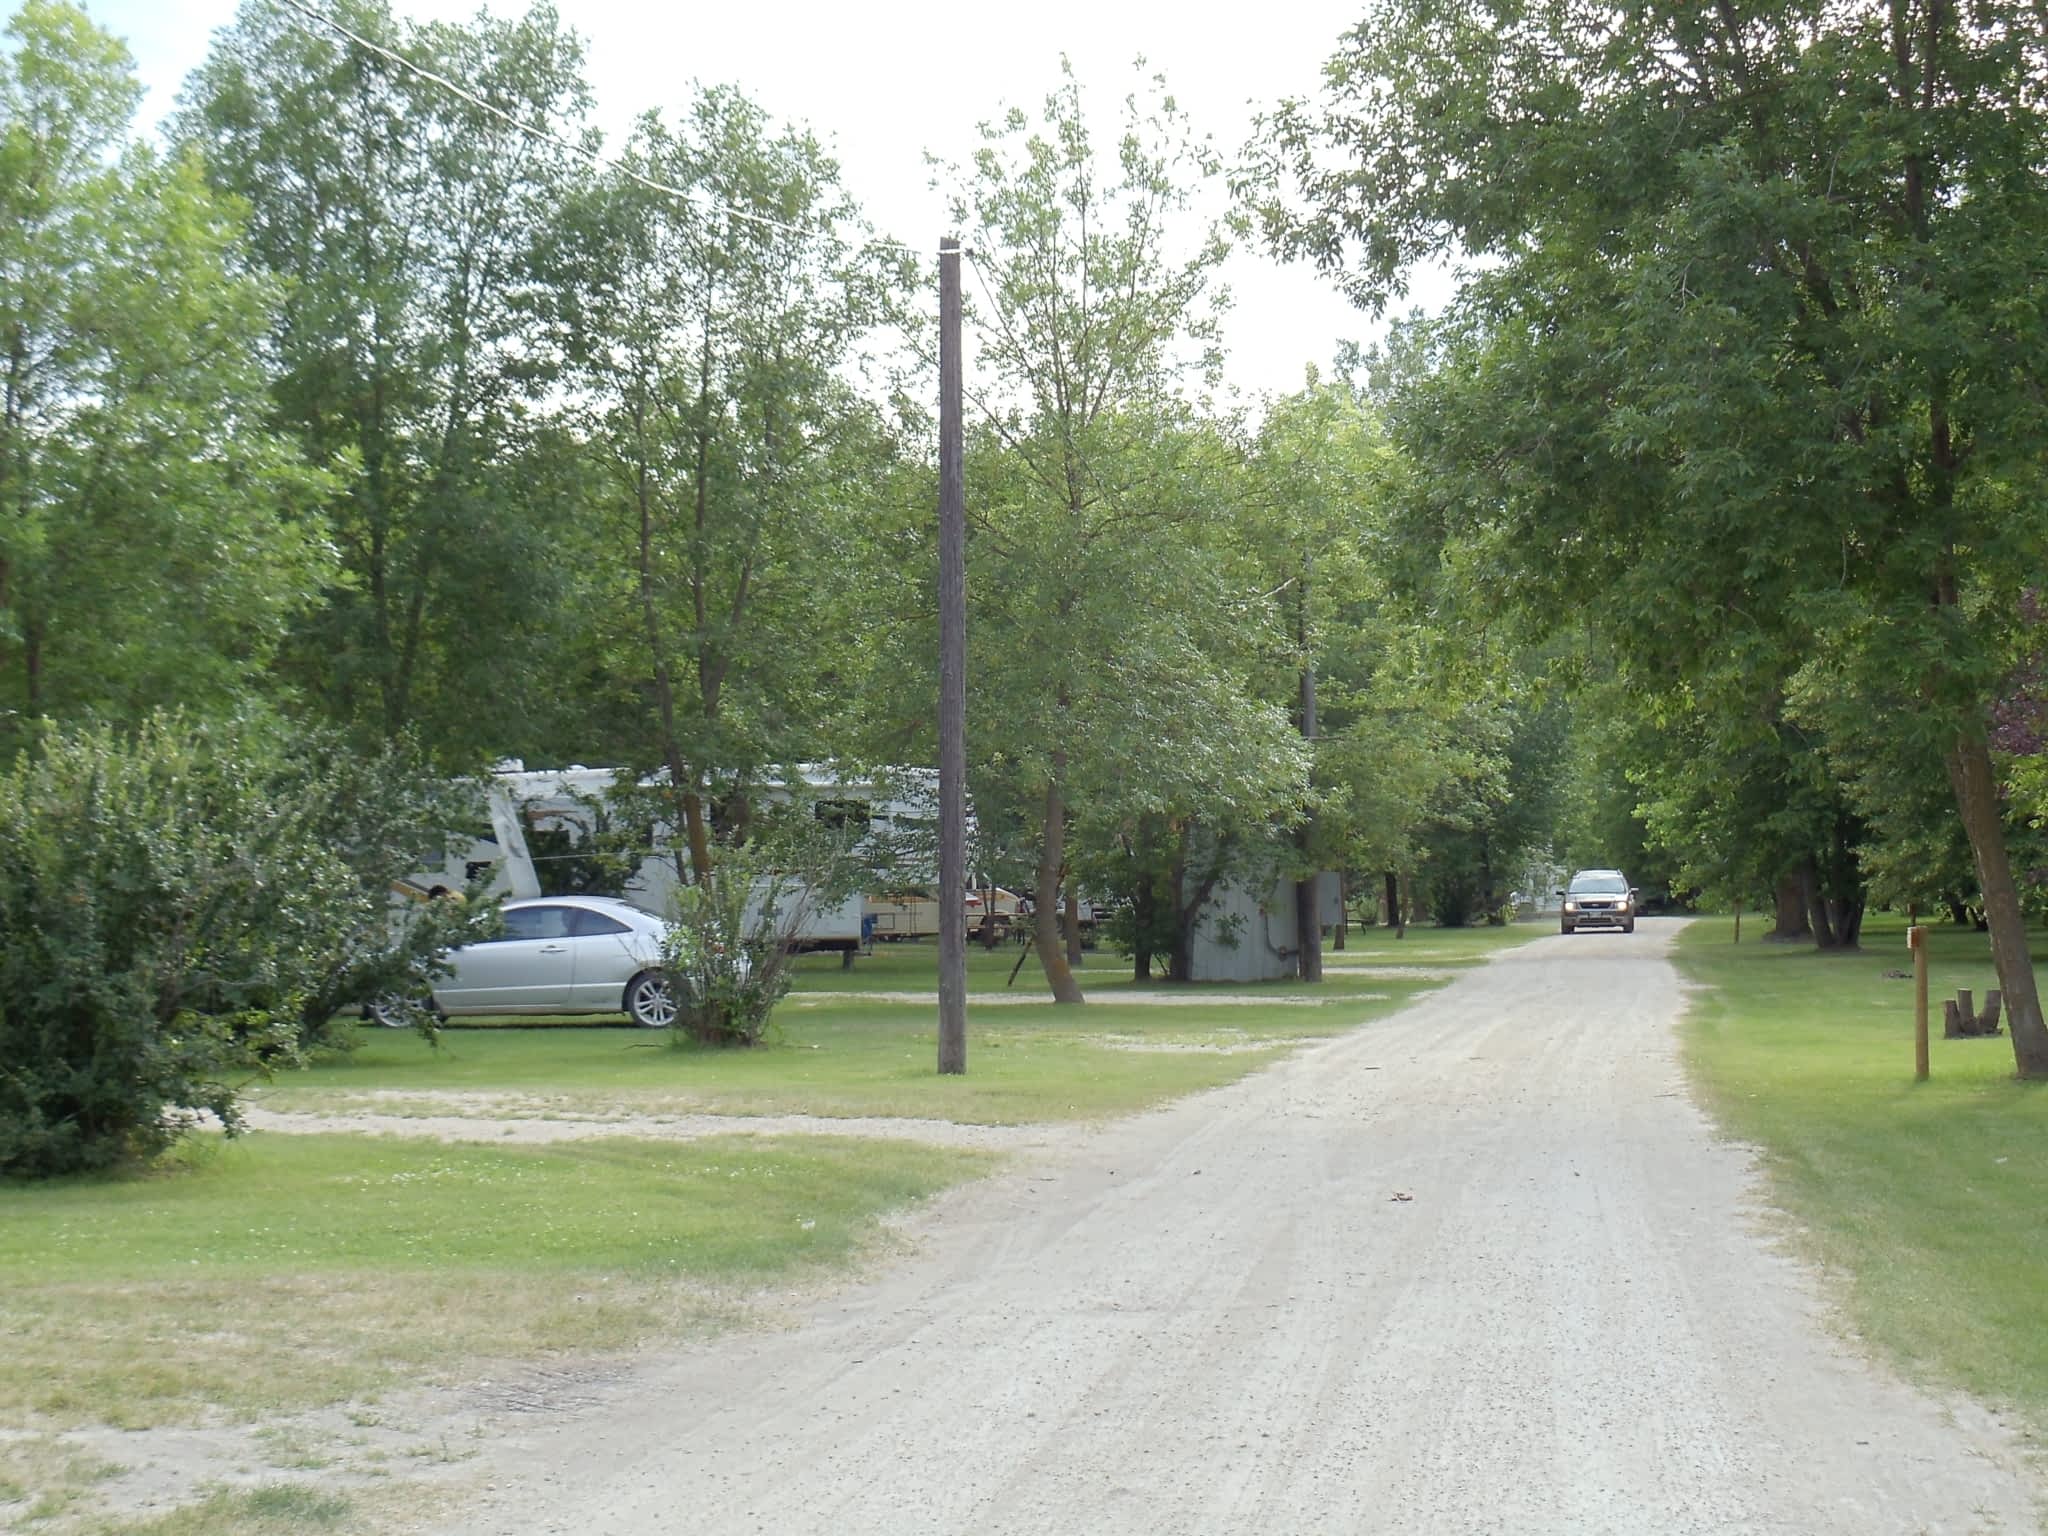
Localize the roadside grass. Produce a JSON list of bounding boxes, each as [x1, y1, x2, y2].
[[267, 978, 1443, 1122], [0, 1131, 986, 1433], [1675, 912, 2048, 1428]]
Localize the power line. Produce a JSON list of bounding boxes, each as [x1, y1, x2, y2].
[[270, 0, 937, 259]]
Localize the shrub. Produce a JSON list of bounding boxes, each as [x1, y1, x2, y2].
[[657, 810, 867, 1048], [0, 716, 490, 1177]]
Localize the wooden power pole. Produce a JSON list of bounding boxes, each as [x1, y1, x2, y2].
[[937, 238, 967, 1074]]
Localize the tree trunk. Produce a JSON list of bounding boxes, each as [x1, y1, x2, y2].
[[1295, 873, 1324, 982], [1396, 872, 1411, 939], [1384, 870, 1400, 928], [1131, 869, 1154, 981], [1333, 873, 1348, 951], [1167, 821, 1227, 984], [680, 788, 714, 887], [1769, 874, 1811, 941], [1947, 732, 2048, 1076], [1831, 898, 1865, 949], [1034, 775, 1084, 1004], [1801, 859, 1840, 949], [1065, 888, 1084, 968]]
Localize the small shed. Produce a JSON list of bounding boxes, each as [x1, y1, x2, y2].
[[1186, 872, 1342, 984]]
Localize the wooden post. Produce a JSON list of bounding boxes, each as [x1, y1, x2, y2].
[[936, 238, 967, 1075], [1908, 924, 1928, 1080]]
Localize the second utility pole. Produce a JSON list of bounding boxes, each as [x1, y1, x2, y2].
[[937, 237, 967, 1074]]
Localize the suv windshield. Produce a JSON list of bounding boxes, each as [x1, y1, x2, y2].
[[1569, 873, 1629, 895]]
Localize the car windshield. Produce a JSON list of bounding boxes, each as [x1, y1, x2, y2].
[[1570, 874, 1629, 895]]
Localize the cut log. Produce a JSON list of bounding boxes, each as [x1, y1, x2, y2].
[[1943, 999, 1965, 1038]]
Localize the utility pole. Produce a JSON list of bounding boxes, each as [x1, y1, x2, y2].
[[1294, 553, 1323, 982], [937, 237, 967, 1074]]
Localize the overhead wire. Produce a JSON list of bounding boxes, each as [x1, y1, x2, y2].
[[270, 0, 943, 260]]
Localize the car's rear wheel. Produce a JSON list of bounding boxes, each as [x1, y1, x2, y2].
[[624, 970, 678, 1029]]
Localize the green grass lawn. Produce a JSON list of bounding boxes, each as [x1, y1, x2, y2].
[[1, 1131, 984, 1432], [1676, 913, 2048, 1428], [263, 934, 1492, 1123]]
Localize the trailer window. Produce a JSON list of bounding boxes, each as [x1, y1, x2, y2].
[[815, 799, 872, 834]]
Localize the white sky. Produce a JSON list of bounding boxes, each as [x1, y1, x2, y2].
[[85, 0, 1450, 405]]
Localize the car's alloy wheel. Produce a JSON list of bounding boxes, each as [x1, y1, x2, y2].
[[365, 994, 429, 1029], [625, 971, 678, 1029]]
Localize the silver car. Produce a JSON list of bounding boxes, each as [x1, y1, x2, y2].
[[370, 895, 680, 1028]]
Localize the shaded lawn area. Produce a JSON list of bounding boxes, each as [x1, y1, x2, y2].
[[1676, 913, 2048, 1427]]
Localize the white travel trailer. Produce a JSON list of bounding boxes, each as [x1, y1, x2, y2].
[[864, 885, 1026, 942], [409, 763, 936, 955]]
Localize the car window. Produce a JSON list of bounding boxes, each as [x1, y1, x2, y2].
[[1570, 874, 1629, 895], [567, 908, 632, 937], [499, 905, 573, 941]]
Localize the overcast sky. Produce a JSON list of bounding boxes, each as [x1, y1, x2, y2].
[[84, 0, 1450, 404]]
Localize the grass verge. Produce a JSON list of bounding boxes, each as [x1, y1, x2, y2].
[[268, 924, 1539, 1122], [1675, 912, 2048, 1429], [1, 1132, 985, 1433]]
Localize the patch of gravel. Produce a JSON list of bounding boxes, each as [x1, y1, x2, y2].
[[1081, 1034, 1296, 1055], [1316, 963, 1461, 979], [239, 1105, 1050, 1151], [791, 989, 1341, 1006]]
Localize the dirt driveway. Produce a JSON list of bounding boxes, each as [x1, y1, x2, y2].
[[433, 919, 2042, 1535]]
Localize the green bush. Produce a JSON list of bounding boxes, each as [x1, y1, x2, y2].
[[0, 716, 490, 1177], [658, 816, 866, 1048], [660, 854, 798, 1048]]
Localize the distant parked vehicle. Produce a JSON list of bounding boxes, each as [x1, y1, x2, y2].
[[1557, 870, 1637, 934], [365, 895, 692, 1028]]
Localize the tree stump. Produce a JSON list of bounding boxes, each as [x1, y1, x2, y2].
[[1978, 989, 2003, 1036], [1944, 988, 2005, 1038]]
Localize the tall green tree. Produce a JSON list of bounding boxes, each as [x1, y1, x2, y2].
[[179, 0, 599, 760], [569, 86, 906, 884], [940, 64, 1303, 1002], [0, 0, 331, 750], [1260, 0, 2048, 1073]]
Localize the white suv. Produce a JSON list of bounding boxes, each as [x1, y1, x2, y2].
[[1559, 870, 1636, 934]]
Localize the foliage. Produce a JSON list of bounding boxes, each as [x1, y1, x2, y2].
[[1260, 0, 2048, 1059], [178, 0, 604, 759], [936, 64, 1304, 999], [0, 715, 490, 1177], [654, 806, 870, 1047], [0, 0, 335, 753], [555, 84, 907, 888]]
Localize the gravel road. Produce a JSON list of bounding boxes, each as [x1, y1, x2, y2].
[[437, 919, 2042, 1535]]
